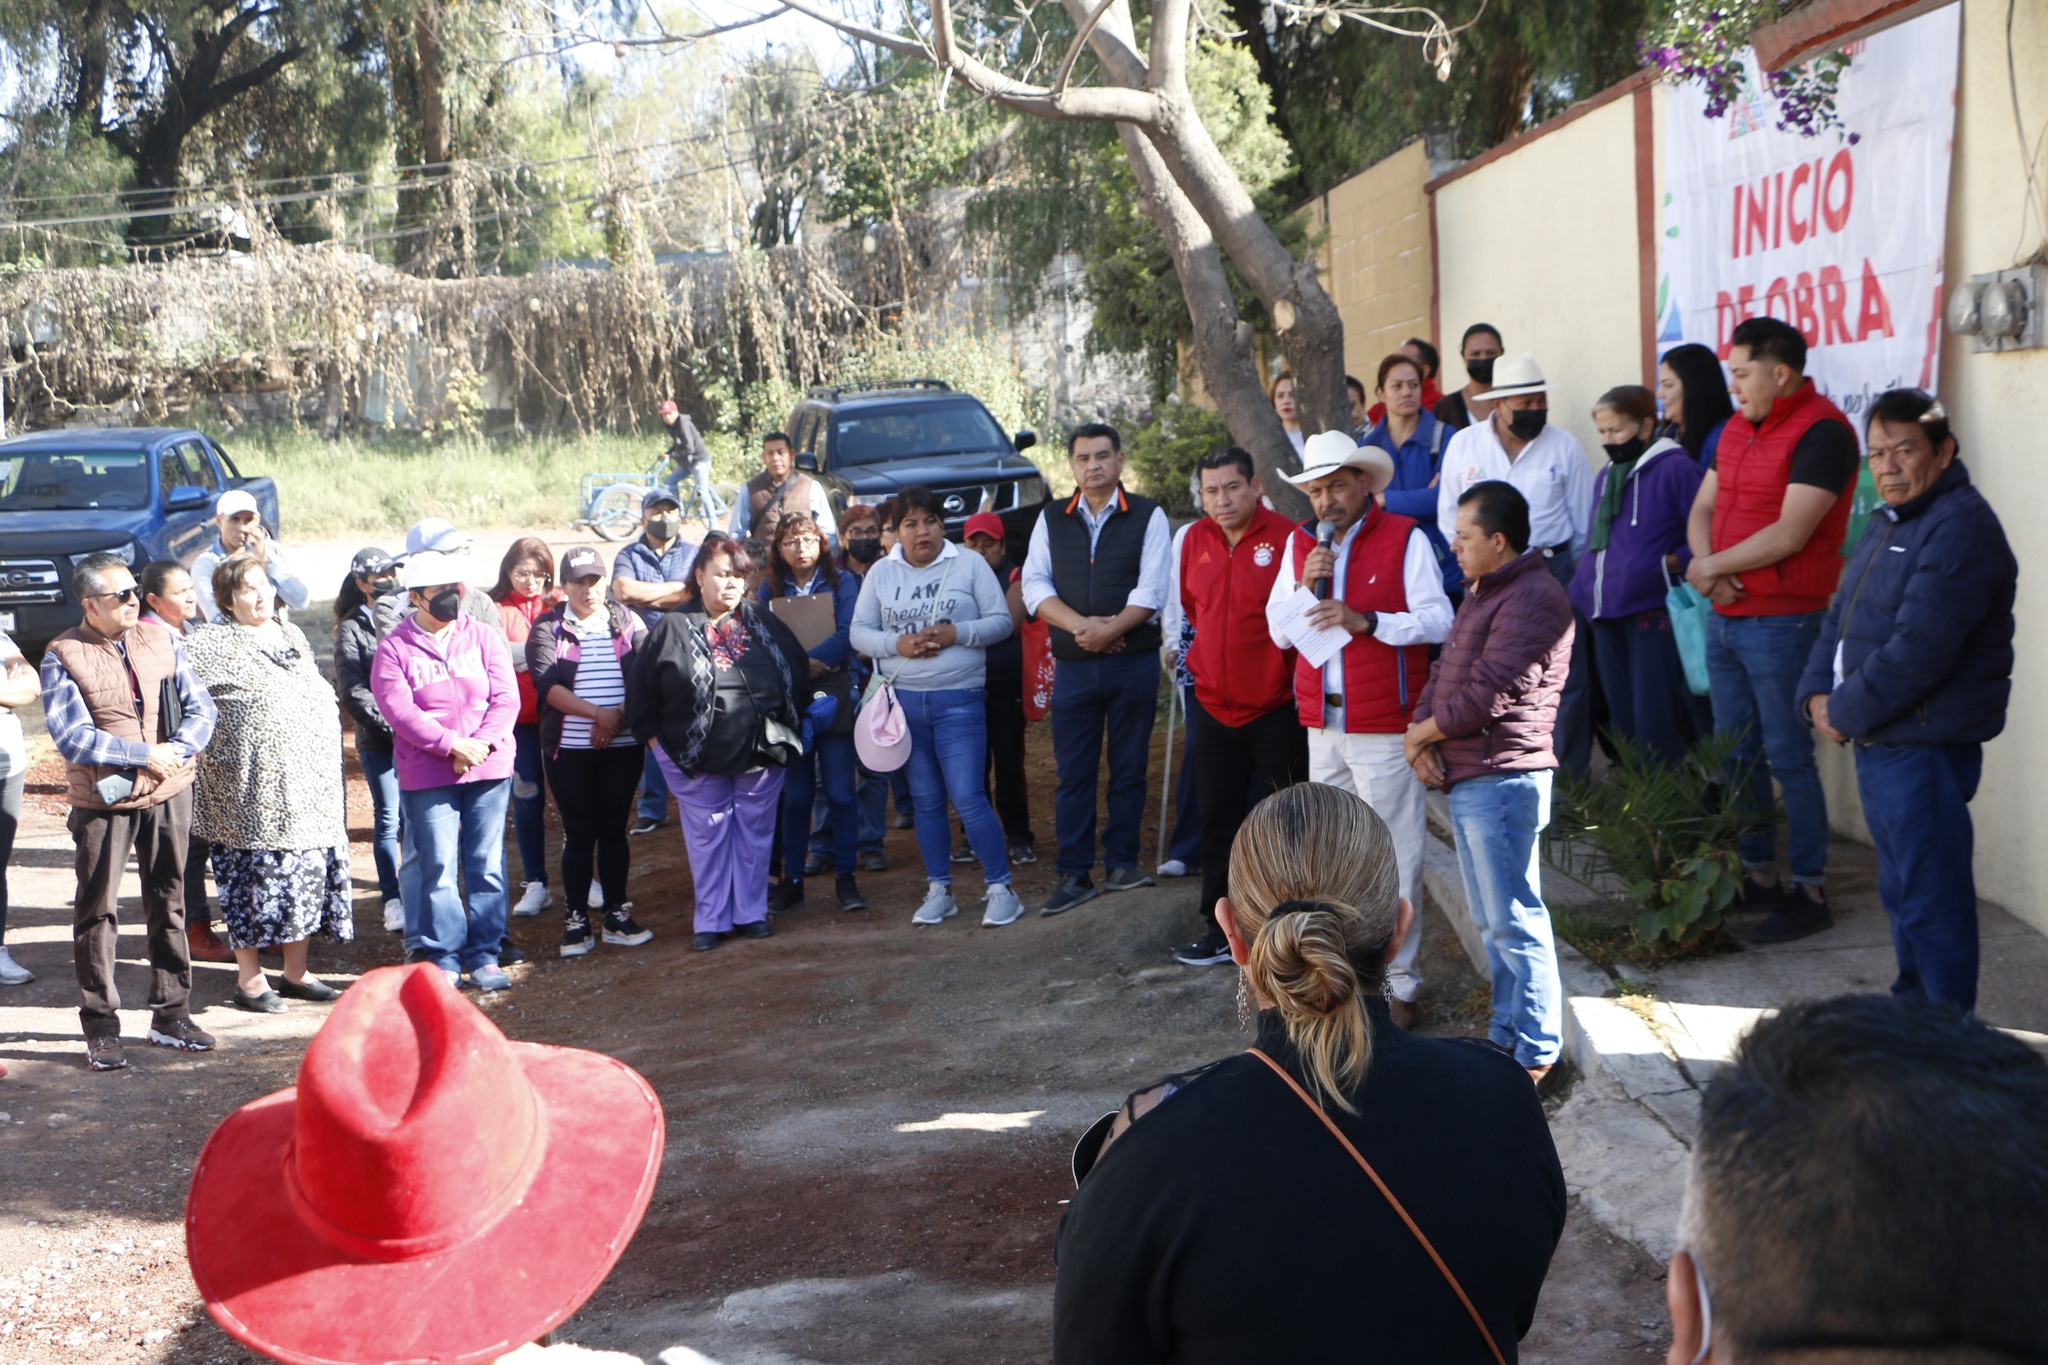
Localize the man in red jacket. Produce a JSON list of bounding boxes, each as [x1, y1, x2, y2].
[[1265, 431, 1454, 1021], [1685, 317, 1857, 945], [1405, 482, 1573, 1083], [1171, 449, 1309, 968]]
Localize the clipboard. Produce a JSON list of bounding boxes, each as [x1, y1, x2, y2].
[[769, 592, 836, 652]]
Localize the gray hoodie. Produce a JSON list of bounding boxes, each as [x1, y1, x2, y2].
[[850, 541, 1013, 692]]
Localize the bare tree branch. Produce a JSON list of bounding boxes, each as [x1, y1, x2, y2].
[[1052, 0, 1124, 100], [1149, 0, 1192, 92]]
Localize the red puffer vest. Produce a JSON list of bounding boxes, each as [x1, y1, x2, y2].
[[1710, 379, 1855, 617], [1291, 505, 1431, 734], [1182, 507, 1298, 727]]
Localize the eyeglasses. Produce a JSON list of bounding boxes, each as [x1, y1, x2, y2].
[[88, 587, 139, 604]]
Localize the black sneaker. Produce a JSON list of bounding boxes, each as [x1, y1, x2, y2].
[[1008, 842, 1038, 865], [836, 873, 868, 912], [1750, 886, 1833, 944], [804, 849, 831, 877], [497, 940, 531, 967], [629, 817, 666, 837], [1733, 875, 1786, 913], [950, 842, 977, 864], [602, 909, 654, 947], [858, 850, 888, 873], [1103, 866, 1157, 893], [893, 811, 915, 830], [561, 911, 594, 958], [768, 879, 806, 915], [85, 1034, 128, 1072], [1173, 928, 1233, 967], [692, 931, 721, 952], [147, 1017, 216, 1052], [736, 920, 773, 940], [1040, 875, 1099, 917]]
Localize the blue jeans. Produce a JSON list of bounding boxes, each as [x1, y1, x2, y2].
[[399, 778, 511, 974], [638, 745, 670, 825], [1857, 742, 1983, 1014], [1706, 610, 1828, 884], [784, 733, 859, 879], [357, 746, 404, 906], [819, 767, 886, 858], [510, 723, 547, 885], [1590, 611, 1711, 768], [1447, 771, 1563, 1067], [1050, 650, 1160, 877], [897, 688, 1010, 887]]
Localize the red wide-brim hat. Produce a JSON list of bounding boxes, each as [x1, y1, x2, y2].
[[186, 966, 664, 1365]]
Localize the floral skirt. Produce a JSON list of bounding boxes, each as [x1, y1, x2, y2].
[[210, 844, 356, 950]]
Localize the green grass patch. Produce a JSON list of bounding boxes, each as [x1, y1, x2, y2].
[[213, 424, 765, 541]]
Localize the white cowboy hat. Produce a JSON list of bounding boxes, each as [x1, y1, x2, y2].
[[1484, 354, 1549, 399], [1282, 431, 1395, 494]]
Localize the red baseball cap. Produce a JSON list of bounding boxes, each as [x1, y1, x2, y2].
[[186, 965, 664, 1365], [962, 511, 1005, 542], [657, 399, 679, 417]]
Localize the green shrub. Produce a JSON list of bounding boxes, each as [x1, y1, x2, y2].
[[1121, 402, 1233, 516]]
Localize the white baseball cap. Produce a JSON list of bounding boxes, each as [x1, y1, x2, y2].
[[1283, 431, 1395, 494], [405, 518, 473, 556], [399, 551, 463, 590], [215, 489, 260, 518]]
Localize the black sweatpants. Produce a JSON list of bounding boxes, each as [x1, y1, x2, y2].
[[985, 682, 1034, 848], [1188, 696, 1308, 930], [541, 744, 643, 915]]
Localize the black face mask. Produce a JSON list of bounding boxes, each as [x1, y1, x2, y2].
[[1602, 437, 1648, 464], [846, 536, 882, 564], [419, 587, 463, 622], [366, 576, 399, 599], [1466, 355, 1496, 385], [1508, 408, 1549, 441]]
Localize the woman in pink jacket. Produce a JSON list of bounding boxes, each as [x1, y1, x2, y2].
[[370, 551, 521, 991]]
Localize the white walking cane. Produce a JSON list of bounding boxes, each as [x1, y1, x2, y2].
[[1157, 674, 1179, 869]]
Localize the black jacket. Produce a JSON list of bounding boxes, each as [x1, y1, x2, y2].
[[1054, 1006, 1566, 1364], [1797, 460, 2017, 747], [527, 600, 645, 755], [624, 601, 813, 777], [333, 605, 392, 754]]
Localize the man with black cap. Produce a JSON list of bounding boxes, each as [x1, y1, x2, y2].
[[610, 488, 698, 836], [1263, 431, 1454, 1019]]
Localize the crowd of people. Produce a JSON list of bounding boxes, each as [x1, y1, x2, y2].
[[0, 312, 2015, 1091]]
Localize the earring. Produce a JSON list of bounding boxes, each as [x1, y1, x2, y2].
[[1235, 972, 1253, 1028]]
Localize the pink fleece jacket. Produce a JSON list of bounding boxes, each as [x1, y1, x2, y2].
[[370, 613, 519, 791]]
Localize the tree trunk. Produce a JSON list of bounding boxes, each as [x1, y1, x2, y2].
[[1115, 126, 1308, 520], [396, 1, 454, 273]]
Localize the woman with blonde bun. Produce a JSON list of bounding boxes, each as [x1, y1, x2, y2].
[[1053, 782, 1565, 1364]]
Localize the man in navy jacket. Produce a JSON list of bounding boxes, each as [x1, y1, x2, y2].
[[1797, 390, 2016, 1015]]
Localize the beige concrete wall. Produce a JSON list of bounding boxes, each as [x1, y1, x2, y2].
[[1313, 140, 1435, 384], [1431, 92, 1651, 462]]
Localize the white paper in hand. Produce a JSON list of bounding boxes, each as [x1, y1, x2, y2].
[[1274, 586, 1352, 670]]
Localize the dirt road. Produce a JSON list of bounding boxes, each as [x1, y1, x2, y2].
[[0, 630, 1669, 1362]]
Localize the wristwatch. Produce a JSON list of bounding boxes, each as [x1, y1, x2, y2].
[[1362, 611, 1379, 637]]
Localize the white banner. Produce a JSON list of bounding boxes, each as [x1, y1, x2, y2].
[[1658, 3, 1961, 432]]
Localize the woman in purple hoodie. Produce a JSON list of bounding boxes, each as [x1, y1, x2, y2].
[[370, 550, 520, 991], [1568, 385, 1710, 766]]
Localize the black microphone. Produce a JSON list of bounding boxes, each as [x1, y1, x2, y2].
[[1312, 519, 1336, 600]]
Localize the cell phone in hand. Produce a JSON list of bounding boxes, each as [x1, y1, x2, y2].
[[95, 769, 137, 805]]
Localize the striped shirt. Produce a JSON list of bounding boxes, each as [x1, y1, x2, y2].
[[558, 608, 632, 750]]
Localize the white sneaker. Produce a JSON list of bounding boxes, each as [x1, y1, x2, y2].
[[1156, 859, 1189, 878], [0, 946, 32, 985], [980, 884, 1025, 928], [911, 883, 958, 926], [588, 885, 604, 911], [382, 901, 405, 934], [512, 882, 551, 918]]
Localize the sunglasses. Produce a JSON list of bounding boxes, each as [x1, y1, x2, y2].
[[88, 587, 140, 604]]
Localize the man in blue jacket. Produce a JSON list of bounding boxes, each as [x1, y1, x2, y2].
[[1797, 390, 2016, 1015]]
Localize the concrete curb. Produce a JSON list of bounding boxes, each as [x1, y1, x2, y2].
[[1422, 793, 1692, 1263]]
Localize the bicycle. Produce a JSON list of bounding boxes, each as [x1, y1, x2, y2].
[[576, 446, 737, 542]]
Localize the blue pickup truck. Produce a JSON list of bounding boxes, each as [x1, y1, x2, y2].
[[0, 427, 281, 653]]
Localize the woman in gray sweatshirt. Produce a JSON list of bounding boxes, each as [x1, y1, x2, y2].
[[851, 487, 1025, 929]]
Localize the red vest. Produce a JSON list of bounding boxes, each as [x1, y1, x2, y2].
[[1291, 506, 1432, 734], [1181, 507, 1297, 727], [1710, 379, 1855, 617]]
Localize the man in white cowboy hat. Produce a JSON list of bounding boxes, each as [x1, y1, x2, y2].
[[1265, 430, 1454, 1026], [1435, 354, 1596, 776], [191, 488, 310, 623]]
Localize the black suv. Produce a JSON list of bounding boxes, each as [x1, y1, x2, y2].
[[786, 380, 1047, 542]]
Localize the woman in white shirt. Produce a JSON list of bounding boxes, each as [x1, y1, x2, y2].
[[528, 545, 650, 959]]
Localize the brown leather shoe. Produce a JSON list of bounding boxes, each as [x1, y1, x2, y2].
[[187, 922, 234, 963], [1389, 996, 1422, 1031], [1525, 1064, 1554, 1088]]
